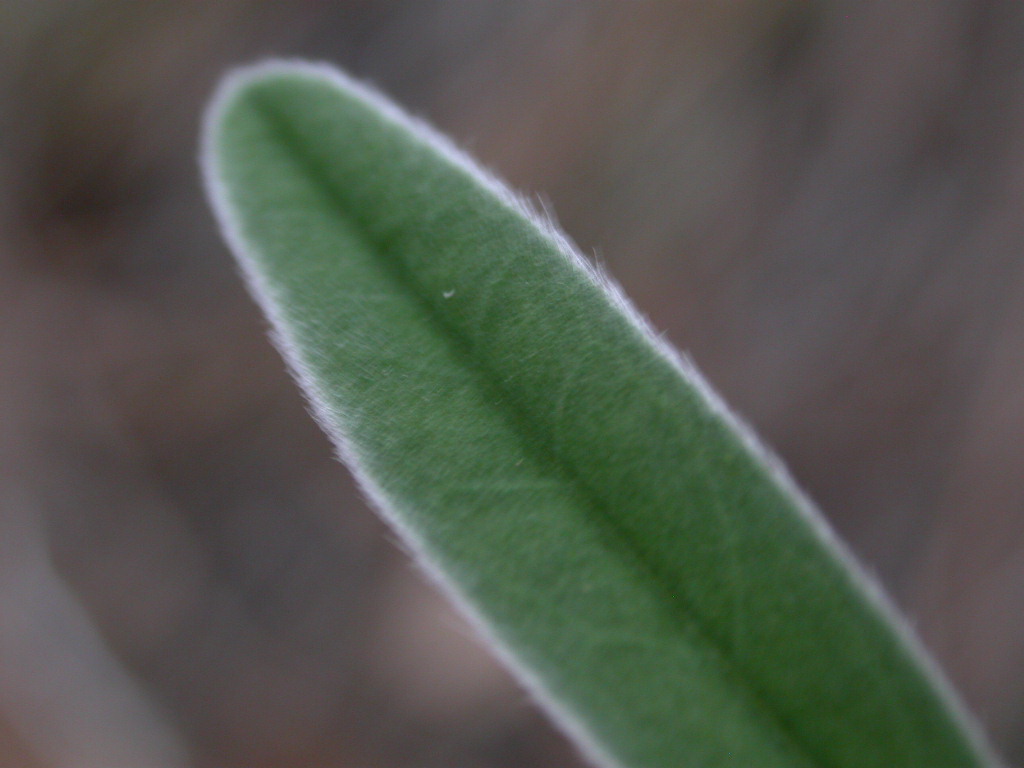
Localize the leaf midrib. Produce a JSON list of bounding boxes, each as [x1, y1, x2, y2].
[[246, 89, 831, 768]]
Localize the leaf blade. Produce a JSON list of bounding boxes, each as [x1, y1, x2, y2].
[[202, 61, 997, 768]]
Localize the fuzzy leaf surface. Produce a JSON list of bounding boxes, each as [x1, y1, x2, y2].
[[202, 61, 996, 768]]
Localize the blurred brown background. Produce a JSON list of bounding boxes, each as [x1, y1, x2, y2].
[[1, 1, 1022, 766]]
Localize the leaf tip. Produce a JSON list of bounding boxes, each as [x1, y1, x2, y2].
[[201, 58, 324, 181]]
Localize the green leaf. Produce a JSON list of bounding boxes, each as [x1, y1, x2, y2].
[[201, 61, 998, 768]]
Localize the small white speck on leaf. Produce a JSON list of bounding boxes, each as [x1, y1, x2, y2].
[[443, 289, 456, 298]]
